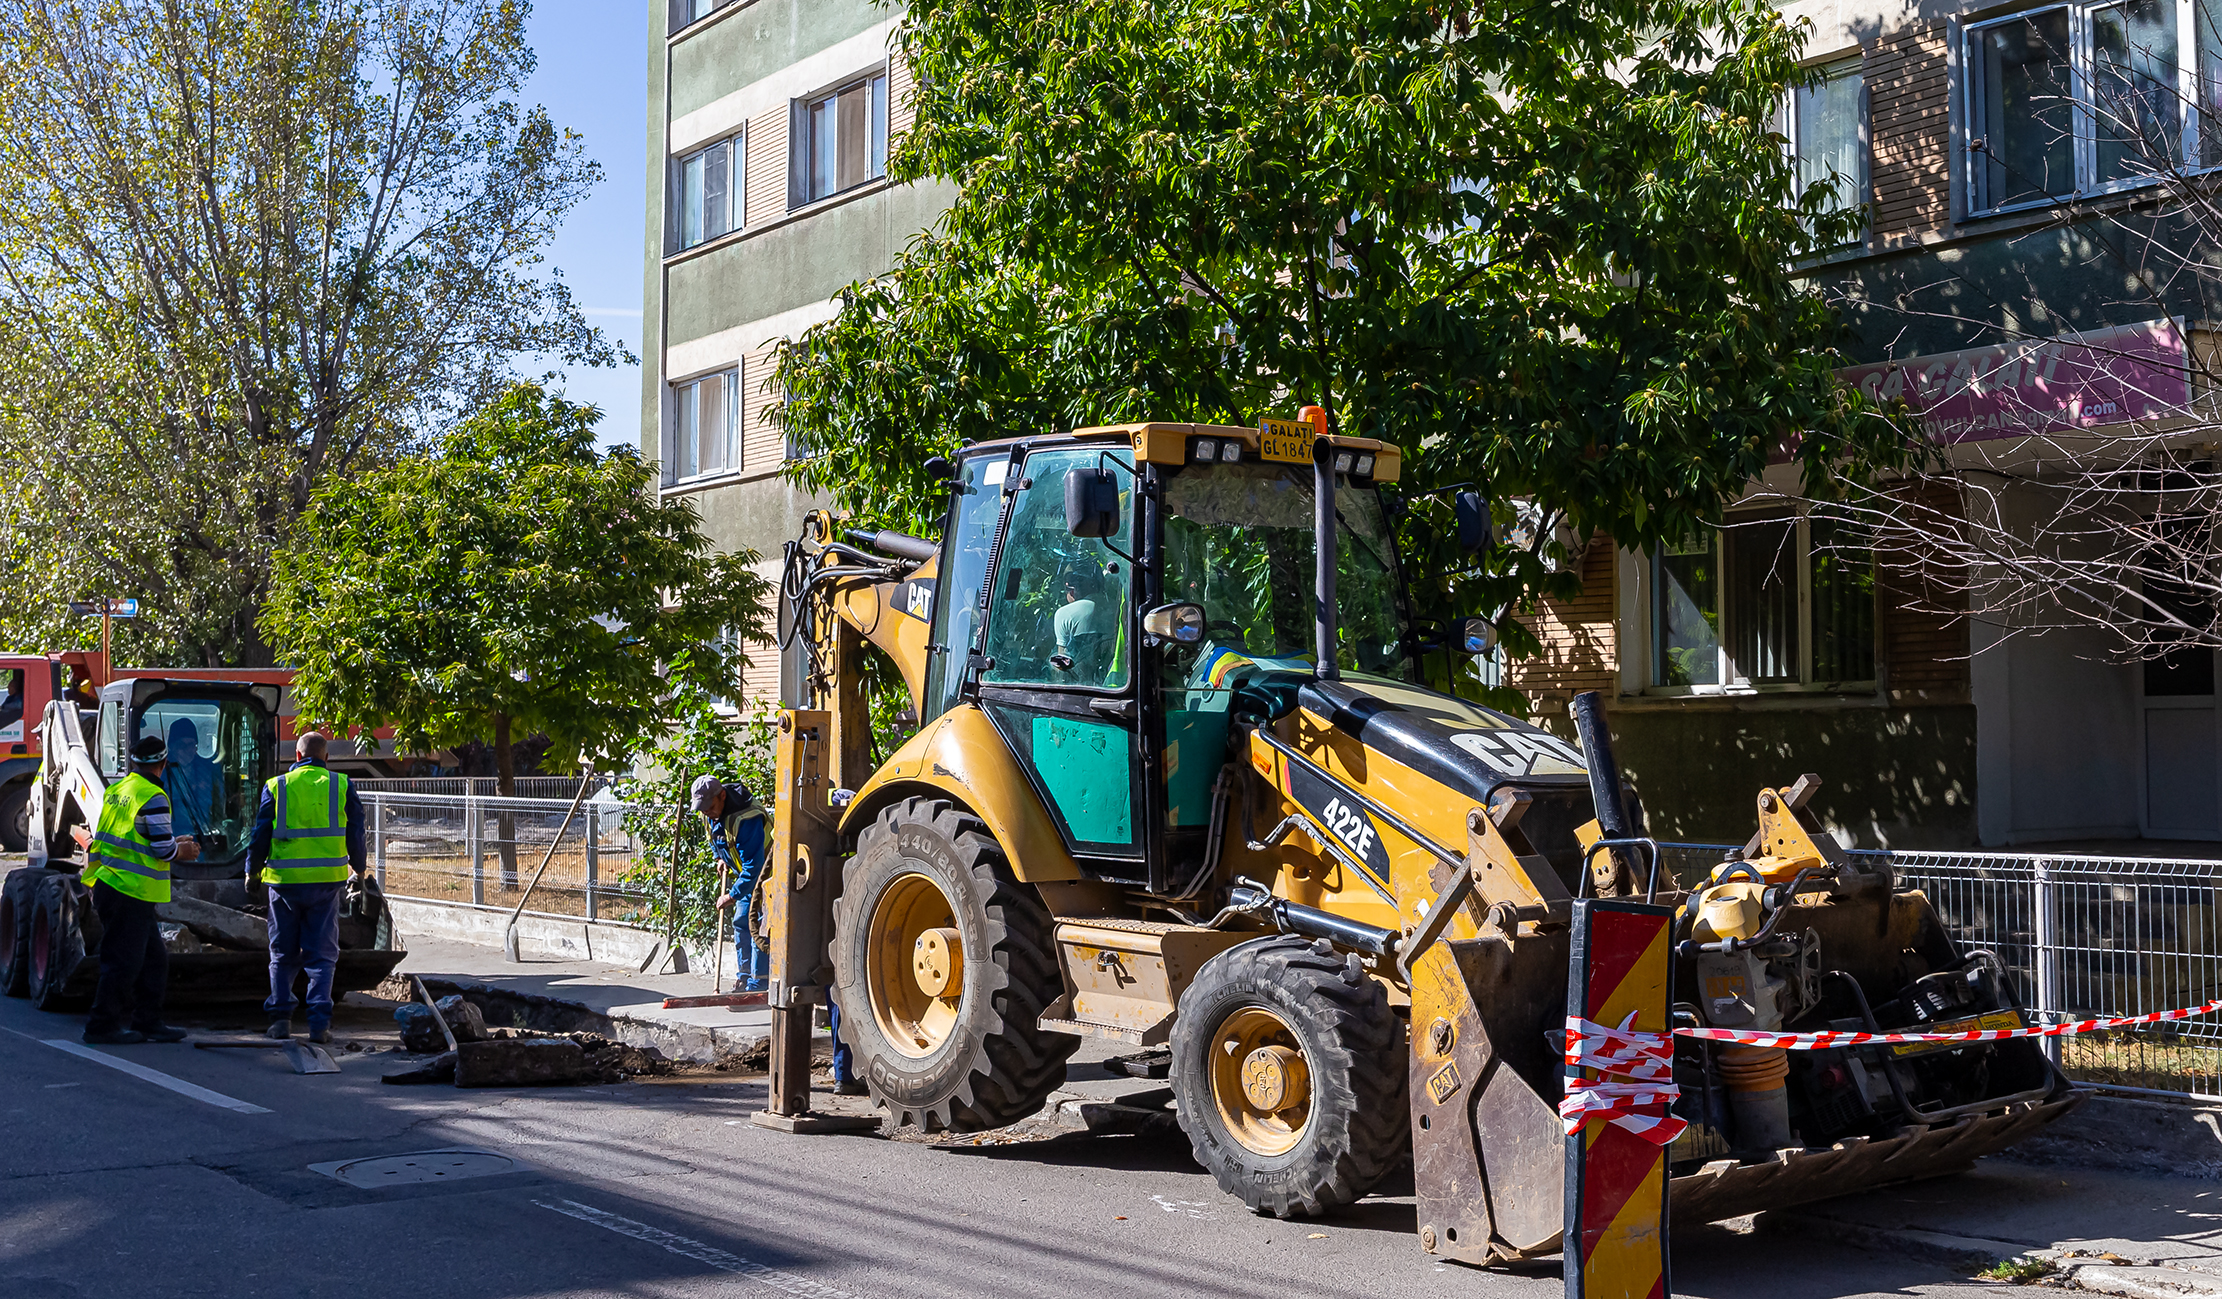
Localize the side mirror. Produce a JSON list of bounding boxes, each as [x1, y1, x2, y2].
[[1142, 602, 1207, 645], [1460, 617, 1497, 655], [1455, 491, 1493, 555], [1065, 467, 1120, 537]]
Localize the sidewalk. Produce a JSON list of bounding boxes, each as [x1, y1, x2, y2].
[[383, 935, 777, 1064]]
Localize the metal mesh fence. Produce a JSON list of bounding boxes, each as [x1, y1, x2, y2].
[[366, 793, 655, 925], [355, 777, 609, 800], [1661, 841, 2222, 1099]]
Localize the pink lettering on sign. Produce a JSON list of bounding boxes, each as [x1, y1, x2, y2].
[[1836, 319, 2191, 444]]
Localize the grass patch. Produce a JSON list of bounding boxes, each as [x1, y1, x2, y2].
[[1977, 1257, 2058, 1284]]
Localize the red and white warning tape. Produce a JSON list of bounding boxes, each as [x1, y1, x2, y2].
[[1561, 1012, 1690, 1146], [1560, 997, 2222, 1142], [1672, 997, 2222, 1050]]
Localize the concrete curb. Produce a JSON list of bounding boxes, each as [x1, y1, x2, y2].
[[387, 897, 718, 973], [412, 975, 769, 1068], [2068, 1264, 2222, 1298]]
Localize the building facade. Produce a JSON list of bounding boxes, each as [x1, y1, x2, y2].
[[643, 0, 947, 703], [1513, 0, 2220, 849]]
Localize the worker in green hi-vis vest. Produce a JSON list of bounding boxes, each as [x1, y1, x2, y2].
[[245, 731, 366, 1045], [69, 735, 202, 1045]]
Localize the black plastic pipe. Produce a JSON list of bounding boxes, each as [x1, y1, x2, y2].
[[1314, 440, 1339, 680], [1572, 690, 1636, 887]]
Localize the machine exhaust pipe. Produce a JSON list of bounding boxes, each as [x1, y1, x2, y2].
[[1572, 690, 1637, 891]]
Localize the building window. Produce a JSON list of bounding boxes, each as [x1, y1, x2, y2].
[[674, 134, 739, 252], [1965, 1, 2207, 216], [1788, 57, 1868, 246], [672, 368, 739, 483], [1650, 515, 1876, 691], [669, 0, 734, 33], [793, 72, 889, 207]]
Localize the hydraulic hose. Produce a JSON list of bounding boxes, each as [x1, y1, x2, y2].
[[1225, 879, 1400, 957]]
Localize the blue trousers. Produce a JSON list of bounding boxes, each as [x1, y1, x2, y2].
[[265, 882, 344, 1029], [828, 996, 855, 1086], [729, 859, 769, 990]]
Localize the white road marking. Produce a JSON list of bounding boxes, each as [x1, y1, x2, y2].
[[535, 1198, 856, 1298], [34, 1037, 272, 1114]]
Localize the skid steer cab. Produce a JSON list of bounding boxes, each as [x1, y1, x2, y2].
[[2, 675, 403, 1011], [757, 419, 2079, 1266]]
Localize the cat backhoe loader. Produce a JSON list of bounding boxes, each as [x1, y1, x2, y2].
[[755, 417, 2079, 1265]]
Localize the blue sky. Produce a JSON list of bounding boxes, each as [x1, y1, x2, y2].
[[522, 1, 649, 452]]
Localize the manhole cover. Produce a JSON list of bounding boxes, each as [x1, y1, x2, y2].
[[308, 1149, 522, 1188]]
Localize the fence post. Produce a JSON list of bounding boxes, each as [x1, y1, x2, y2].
[[373, 797, 387, 889], [469, 792, 485, 907], [2033, 856, 2061, 1066], [584, 803, 600, 921]]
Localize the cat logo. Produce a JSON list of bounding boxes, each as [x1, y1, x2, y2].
[[904, 580, 934, 621], [1450, 727, 1586, 778]]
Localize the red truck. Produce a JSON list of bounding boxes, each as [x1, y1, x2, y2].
[[0, 650, 409, 852]]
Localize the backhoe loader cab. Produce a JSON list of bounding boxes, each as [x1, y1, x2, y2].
[[763, 420, 2077, 1265]]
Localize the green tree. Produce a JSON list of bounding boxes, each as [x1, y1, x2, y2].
[[776, 0, 1902, 663], [612, 679, 777, 951], [261, 383, 770, 883], [0, 0, 618, 666]]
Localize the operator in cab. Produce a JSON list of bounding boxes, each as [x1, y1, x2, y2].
[[0, 669, 23, 735], [247, 732, 366, 1044], [1053, 563, 1103, 682], [70, 735, 200, 1045]]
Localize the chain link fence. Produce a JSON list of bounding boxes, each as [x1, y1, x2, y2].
[[366, 792, 655, 925], [1662, 842, 2222, 1099]]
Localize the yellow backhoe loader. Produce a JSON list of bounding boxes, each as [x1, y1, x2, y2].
[[756, 418, 2079, 1265]]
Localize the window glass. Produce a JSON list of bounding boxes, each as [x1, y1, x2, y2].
[[671, 0, 731, 30], [1792, 59, 1866, 242], [925, 455, 1004, 721], [138, 697, 266, 859], [1654, 534, 1721, 687], [2199, 0, 2222, 164], [981, 450, 1133, 689], [1977, 10, 2076, 209], [1727, 515, 1801, 684], [2093, 0, 2182, 183], [1159, 462, 1406, 681], [805, 73, 891, 203], [1809, 518, 1877, 683], [675, 138, 734, 251], [673, 369, 738, 481]]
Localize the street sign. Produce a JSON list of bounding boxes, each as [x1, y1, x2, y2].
[[68, 598, 138, 618]]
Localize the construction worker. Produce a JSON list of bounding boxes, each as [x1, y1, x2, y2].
[[69, 735, 200, 1045], [246, 731, 365, 1044], [694, 775, 863, 1095]]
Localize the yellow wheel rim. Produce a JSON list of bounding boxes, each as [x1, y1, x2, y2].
[[1209, 1006, 1313, 1157], [866, 872, 963, 1058]]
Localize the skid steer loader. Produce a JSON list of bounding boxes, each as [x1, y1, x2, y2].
[[1, 675, 404, 1010], [757, 417, 2079, 1265]]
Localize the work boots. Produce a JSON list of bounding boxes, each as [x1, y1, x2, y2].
[[267, 1020, 291, 1040]]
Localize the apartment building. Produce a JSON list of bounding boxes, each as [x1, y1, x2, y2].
[[1512, 0, 2218, 848], [643, 0, 949, 703]]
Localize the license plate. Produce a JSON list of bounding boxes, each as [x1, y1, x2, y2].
[[1891, 1009, 2023, 1056], [1259, 417, 1315, 465]]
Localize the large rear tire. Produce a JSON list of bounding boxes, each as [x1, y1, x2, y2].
[[0, 782, 28, 854], [830, 796, 1078, 1132], [1, 866, 56, 997], [1170, 935, 1409, 1218], [29, 874, 91, 1012]]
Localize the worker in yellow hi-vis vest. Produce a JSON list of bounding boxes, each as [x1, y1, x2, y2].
[[69, 735, 202, 1045], [245, 732, 365, 1044]]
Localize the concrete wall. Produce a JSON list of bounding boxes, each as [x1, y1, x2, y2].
[[1544, 703, 1980, 849]]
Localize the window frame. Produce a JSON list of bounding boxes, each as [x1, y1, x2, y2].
[[1643, 510, 1880, 697], [671, 129, 742, 254], [789, 68, 891, 210], [1963, 0, 2207, 218], [1784, 54, 1872, 251], [668, 0, 735, 36], [668, 365, 742, 486]]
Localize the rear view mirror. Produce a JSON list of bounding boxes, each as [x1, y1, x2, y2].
[[1460, 617, 1497, 655], [1065, 467, 1120, 537], [1143, 602, 1206, 645], [1455, 491, 1493, 555]]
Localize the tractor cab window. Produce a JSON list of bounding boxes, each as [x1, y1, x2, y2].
[[1154, 461, 1406, 827], [137, 697, 268, 862], [980, 449, 1134, 690], [925, 454, 1003, 723]]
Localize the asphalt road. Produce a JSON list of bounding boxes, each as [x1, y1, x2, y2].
[[0, 986, 2055, 1299]]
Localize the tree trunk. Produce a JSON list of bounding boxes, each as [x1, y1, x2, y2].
[[494, 712, 518, 889]]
